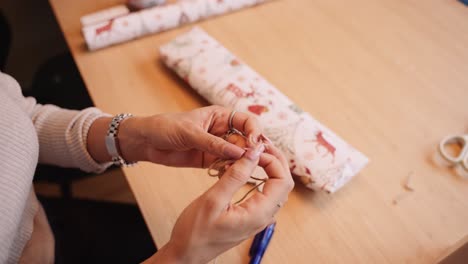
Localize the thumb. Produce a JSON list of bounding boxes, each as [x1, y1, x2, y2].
[[187, 128, 244, 159], [209, 144, 265, 205]]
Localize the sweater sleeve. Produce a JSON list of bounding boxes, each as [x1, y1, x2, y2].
[[1, 72, 113, 173]]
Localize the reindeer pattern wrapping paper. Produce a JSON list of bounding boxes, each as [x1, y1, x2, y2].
[[82, 0, 269, 50], [160, 27, 369, 193]]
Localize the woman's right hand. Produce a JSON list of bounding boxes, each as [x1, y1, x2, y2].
[[145, 142, 294, 264]]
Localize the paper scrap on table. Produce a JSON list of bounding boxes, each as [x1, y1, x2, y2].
[[82, 0, 271, 51], [159, 27, 369, 193]]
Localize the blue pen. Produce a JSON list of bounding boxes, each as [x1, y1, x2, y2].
[[249, 223, 276, 264], [249, 228, 266, 257]]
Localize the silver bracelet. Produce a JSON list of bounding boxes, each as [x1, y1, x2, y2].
[[105, 113, 137, 166]]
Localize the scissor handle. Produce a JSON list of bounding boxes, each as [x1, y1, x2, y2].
[[439, 135, 468, 165]]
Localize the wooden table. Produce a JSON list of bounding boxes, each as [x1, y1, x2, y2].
[[48, 0, 468, 263]]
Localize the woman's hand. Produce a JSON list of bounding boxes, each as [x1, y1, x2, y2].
[[145, 143, 294, 264], [118, 106, 263, 167]]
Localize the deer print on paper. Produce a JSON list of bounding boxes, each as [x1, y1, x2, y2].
[[95, 20, 114, 35], [307, 131, 336, 163], [226, 83, 257, 98]]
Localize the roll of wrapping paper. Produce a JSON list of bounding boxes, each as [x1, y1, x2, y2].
[[159, 27, 369, 193], [127, 0, 166, 11], [80, 5, 130, 27], [82, 0, 270, 51]]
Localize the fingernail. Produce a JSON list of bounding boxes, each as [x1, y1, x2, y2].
[[225, 144, 245, 159], [244, 143, 265, 161]]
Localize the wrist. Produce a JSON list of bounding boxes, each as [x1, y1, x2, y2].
[[146, 243, 187, 264], [117, 116, 148, 162], [87, 117, 113, 163]]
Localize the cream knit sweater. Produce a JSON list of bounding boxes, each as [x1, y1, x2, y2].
[[0, 72, 111, 263]]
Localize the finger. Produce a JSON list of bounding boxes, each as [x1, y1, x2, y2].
[[259, 152, 294, 199], [264, 143, 289, 172], [226, 133, 248, 148], [208, 144, 265, 206], [187, 128, 244, 160], [229, 111, 263, 144], [240, 152, 294, 225]]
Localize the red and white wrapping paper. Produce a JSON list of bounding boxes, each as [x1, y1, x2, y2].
[[82, 0, 269, 51], [80, 5, 130, 27], [160, 27, 369, 193]]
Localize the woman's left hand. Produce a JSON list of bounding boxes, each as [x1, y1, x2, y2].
[[118, 106, 263, 167]]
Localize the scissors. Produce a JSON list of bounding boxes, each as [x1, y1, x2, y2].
[[438, 134, 468, 176]]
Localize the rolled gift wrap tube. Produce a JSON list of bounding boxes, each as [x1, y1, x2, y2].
[[80, 5, 130, 27], [127, 0, 166, 11], [82, 13, 146, 51], [159, 27, 369, 193], [83, 0, 271, 51], [140, 0, 269, 34]]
